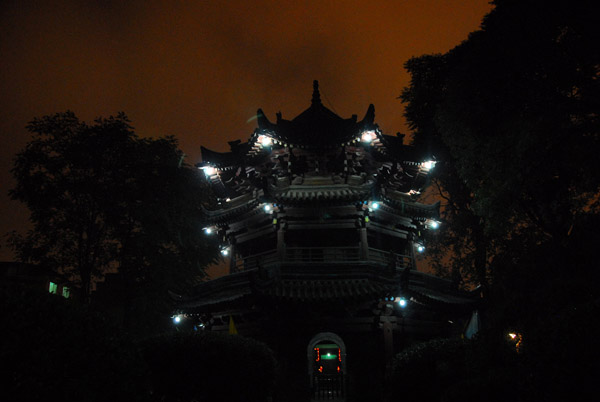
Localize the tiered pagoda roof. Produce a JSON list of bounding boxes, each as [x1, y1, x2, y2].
[[175, 81, 476, 336], [176, 267, 474, 311], [198, 80, 437, 216], [254, 81, 372, 148]]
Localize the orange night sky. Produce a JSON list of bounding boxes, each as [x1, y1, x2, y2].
[[0, 0, 493, 261]]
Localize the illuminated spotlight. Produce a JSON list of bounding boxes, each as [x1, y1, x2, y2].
[[429, 220, 440, 229], [173, 315, 182, 324], [422, 160, 436, 170], [397, 297, 408, 308], [258, 135, 272, 147], [361, 130, 375, 143], [204, 227, 213, 235], [203, 166, 216, 176], [264, 204, 272, 213], [417, 244, 426, 253], [508, 333, 517, 340], [220, 248, 229, 256], [371, 202, 380, 210]]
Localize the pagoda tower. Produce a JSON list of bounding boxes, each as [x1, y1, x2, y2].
[[174, 81, 475, 401]]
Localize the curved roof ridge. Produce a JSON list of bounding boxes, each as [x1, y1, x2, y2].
[[254, 81, 371, 147]]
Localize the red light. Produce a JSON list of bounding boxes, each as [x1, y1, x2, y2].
[[338, 348, 341, 361], [337, 366, 340, 372], [318, 366, 323, 373], [315, 347, 320, 361]]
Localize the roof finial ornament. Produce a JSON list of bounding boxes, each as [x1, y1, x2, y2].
[[312, 80, 321, 106]]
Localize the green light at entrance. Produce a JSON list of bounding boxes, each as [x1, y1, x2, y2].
[[315, 343, 341, 362], [321, 353, 337, 360]]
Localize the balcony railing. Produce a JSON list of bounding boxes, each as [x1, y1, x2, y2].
[[367, 248, 412, 269], [237, 249, 280, 271], [285, 247, 360, 263], [234, 246, 413, 272]]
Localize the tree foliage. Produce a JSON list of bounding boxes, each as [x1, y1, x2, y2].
[[402, 54, 493, 293], [399, 3, 600, 397], [401, 0, 600, 299], [9, 112, 218, 328]]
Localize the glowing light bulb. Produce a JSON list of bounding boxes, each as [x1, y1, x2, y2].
[[173, 316, 181, 324], [204, 227, 212, 235], [221, 248, 229, 256], [203, 166, 216, 176], [398, 298, 407, 308], [371, 202, 380, 210], [361, 130, 375, 143], [264, 204, 272, 212], [417, 244, 425, 253], [258, 135, 272, 147], [429, 221, 440, 229], [422, 160, 435, 170]]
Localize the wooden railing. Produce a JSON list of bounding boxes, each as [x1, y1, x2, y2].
[[235, 247, 412, 271]]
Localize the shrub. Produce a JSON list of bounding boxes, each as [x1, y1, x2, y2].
[[142, 331, 277, 402], [389, 334, 529, 402], [2, 286, 278, 402], [1, 286, 147, 402], [521, 299, 600, 401], [389, 338, 468, 402]]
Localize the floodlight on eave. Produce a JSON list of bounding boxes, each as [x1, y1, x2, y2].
[[421, 160, 436, 171], [257, 134, 273, 147], [262, 203, 279, 214], [426, 219, 440, 230], [199, 165, 217, 177], [395, 297, 408, 308], [359, 129, 378, 144]]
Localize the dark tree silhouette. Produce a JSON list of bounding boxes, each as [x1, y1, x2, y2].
[[402, 54, 492, 296], [400, 2, 600, 397], [9, 112, 218, 329], [402, 0, 599, 297]]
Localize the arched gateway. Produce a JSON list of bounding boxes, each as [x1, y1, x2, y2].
[[307, 332, 347, 400]]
